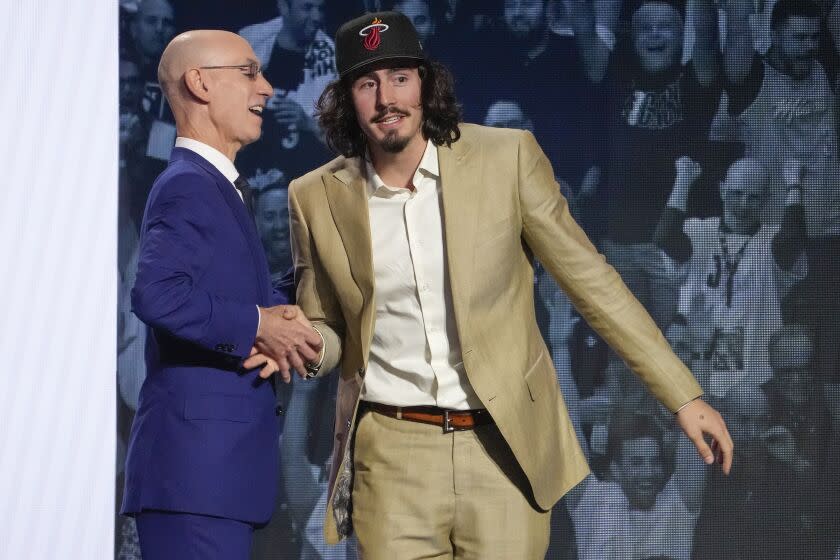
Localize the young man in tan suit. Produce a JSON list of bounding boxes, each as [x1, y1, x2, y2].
[[282, 11, 733, 559]]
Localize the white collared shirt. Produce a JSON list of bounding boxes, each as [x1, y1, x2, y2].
[[361, 140, 483, 410], [174, 137, 243, 201]]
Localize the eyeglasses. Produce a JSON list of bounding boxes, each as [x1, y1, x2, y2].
[[198, 61, 263, 80]]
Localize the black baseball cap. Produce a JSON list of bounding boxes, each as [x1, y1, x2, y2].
[[335, 11, 425, 79]]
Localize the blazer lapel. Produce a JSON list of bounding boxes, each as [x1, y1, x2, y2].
[[219, 177, 272, 302], [438, 136, 480, 334], [324, 158, 375, 304], [172, 148, 272, 304]]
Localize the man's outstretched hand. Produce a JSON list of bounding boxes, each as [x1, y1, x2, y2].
[[675, 398, 734, 475], [246, 305, 322, 382]]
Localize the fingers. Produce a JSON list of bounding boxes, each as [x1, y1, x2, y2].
[[243, 351, 295, 383], [295, 341, 321, 364], [286, 347, 308, 377], [706, 416, 734, 475], [716, 416, 735, 475], [720, 437, 733, 475], [243, 352, 268, 370], [259, 359, 279, 379], [689, 430, 715, 465]]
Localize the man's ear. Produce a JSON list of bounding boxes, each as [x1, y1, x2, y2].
[[184, 68, 211, 103]]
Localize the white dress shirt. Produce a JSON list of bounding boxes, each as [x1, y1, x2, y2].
[[174, 137, 243, 201], [361, 140, 483, 410]]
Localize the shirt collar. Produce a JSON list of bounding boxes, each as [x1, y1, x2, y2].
[[365, 139, 439, 197], [175, 137, 239, 185]]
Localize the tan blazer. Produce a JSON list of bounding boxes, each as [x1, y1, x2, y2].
[[288, 124, 703, 544]]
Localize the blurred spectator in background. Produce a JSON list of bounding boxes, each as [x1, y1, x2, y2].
[[128, 0, 177, 82], [655, 156, 806, 399], [238, 0, 335, 179], [570, 413, 702, 560], [725, 0, 840, 382], [570, 0, 722, 330], [390, 0, 440, 47], [119, 58, 163, 231], [251, 176, 293, 288], [126, 0, 178, 163], [694, 374, 834, 559], [483, 99, 535, 130], [764, 325, 832, 462], [453, 0, 606, 187], [119, 59, 149, 167]]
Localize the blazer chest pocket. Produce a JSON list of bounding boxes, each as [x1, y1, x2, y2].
[[183, 394, 258, 423]]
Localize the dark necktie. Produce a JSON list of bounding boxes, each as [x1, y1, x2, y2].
[[234, 175, 255, 219]]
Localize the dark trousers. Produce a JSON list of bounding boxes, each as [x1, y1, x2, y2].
[[135, 510, 254, 560]]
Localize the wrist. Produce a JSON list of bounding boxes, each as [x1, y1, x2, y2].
[[305, 325, 326, 378], [674, 396, 700, 415]]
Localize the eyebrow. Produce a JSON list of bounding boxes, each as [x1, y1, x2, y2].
[[358, 67, 413, 80]]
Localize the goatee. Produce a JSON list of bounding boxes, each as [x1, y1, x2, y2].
[[380, 132, 411, 153]]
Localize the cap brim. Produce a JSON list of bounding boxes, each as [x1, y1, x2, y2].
[[340, 55, 425, 80]]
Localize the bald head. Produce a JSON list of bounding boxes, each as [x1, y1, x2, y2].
[[720, 158, 770, 233], [157, 30, 272, 160], [724, 158, 770, 190], [158, 30, 250, 108]]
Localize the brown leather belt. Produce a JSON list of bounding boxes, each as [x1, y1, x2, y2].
[[362, 402, 494, 433]]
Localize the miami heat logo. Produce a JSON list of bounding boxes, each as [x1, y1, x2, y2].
[[359, 17, 389, 51]]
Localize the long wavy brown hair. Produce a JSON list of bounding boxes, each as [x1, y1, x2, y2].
[[315, 59, 462, 158]]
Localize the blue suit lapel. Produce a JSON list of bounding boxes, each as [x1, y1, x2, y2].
[[169, 148, 272, 305]]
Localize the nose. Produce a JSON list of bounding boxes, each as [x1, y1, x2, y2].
[[257, 72, 273, 98], [376, 81, 395, 108]]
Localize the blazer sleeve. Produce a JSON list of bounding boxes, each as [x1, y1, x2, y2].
[[516, 130, 703, 412], [131, 173, 259, 360], [288, 179, 344, 374]]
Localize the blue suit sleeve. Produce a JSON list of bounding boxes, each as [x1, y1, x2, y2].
[[131, 173, 258, 359]]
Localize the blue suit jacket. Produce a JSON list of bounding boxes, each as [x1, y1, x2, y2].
[[121, 148, 289, 524]]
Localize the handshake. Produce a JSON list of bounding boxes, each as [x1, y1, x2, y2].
[[244, 305, 324, 383]]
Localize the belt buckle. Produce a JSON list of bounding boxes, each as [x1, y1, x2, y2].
[[443, 410, 455, 433]]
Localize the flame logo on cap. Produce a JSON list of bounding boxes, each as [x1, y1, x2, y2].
[[359, 17, 389, 51]]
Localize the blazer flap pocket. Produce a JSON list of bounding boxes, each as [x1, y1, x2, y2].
[[184, 394, 258, 423], [524, 354, 552, 402]]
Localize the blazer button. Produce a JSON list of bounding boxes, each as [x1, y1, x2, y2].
[[357, 367, 365, 377], [275, 405, 284, 416], [346, 419, 352, 429]]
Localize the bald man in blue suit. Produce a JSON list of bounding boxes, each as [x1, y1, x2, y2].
[[121, 30, 323, 560]]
